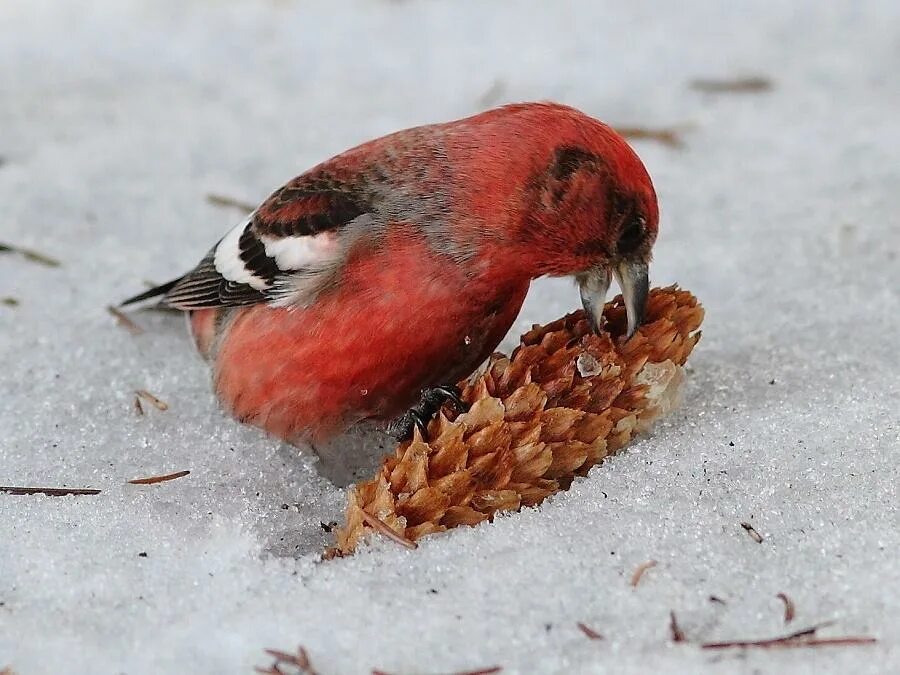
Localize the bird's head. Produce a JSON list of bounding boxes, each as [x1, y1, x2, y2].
[[514, 110, 659, 339]]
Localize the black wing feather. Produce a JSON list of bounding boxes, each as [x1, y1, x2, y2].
[[119, 168, 373, 310], [120, 278, 179, 307]]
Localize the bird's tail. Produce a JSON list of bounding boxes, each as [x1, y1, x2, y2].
[[120, 278, 181, 307]]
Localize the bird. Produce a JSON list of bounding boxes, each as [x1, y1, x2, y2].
[[122, 102, 658, 444]]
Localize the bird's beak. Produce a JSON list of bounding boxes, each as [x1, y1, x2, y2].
[[613, 260, 649, 339], [578, 261, 649, 339], [577, 266, 611, 335]]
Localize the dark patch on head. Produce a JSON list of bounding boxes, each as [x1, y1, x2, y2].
[[617, 213, 646, 255], [606, 188, 646, 256], [550, 146, 601, 182], [537, 146, 607, 206], [608, 190, 633, 220]]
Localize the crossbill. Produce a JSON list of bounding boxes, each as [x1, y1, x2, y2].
[[124, 102, 658, 443]]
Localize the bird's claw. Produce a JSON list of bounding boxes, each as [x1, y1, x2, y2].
[[389, 385, 469, 441], [420, 384, 467, 413]]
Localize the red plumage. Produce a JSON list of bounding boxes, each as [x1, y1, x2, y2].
[[128, 102, 659, 443]]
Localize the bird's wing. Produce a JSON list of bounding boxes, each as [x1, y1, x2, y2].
[[126, 176, 374, 310]]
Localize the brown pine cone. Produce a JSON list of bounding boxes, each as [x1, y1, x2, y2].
[[327, 286, 704, 556]]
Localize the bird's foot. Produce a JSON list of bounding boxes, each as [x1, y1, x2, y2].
[[388, 385, 469, 441]]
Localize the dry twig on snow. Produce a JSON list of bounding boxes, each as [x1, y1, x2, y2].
[[577, 622, 604, 640], [740, 521, 763, 543], [127, 470, 190, 485], [0, 242, 61, 267], [0, 485, 100, 496], [107, 305, 144, 335], [630, 560, 658, 588], [776, 592, 796, 623], [255, 647, 319, 675], [135, 389, 169, 411], [701, 622, 876, 650], [690, 76, 773, 93], [207, 193, 257, 213]]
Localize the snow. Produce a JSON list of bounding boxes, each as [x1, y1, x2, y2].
[[1, 0, 898, 673]]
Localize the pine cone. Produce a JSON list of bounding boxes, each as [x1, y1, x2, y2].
[[327, 286, 704, 556]]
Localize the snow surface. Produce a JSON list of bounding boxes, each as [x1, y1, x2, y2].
[[1, 1, 899, 673]]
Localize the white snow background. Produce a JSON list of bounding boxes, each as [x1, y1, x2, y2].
[[1, 1, 898, 673]]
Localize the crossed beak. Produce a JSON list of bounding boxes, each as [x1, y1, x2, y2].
[[577, 261, 649, 339]]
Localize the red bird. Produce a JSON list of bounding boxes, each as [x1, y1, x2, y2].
[[124, 102, 658, 443]]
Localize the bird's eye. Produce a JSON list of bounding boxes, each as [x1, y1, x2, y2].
[[618, 214, 646, 254]]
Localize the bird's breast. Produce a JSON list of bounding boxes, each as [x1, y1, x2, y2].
[[208, 234, 529, 443]]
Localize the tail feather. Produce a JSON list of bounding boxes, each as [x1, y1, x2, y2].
[[120, 278, 181, 307]]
